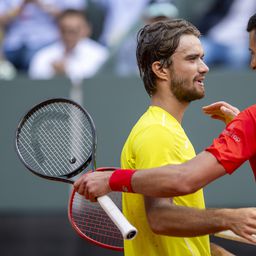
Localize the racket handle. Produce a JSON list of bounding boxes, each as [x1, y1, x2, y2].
[[97, 195, 138, 240]]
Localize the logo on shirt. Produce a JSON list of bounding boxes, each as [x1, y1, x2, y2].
[[222, 129, 241, 142], [184, 140, 189, 149]]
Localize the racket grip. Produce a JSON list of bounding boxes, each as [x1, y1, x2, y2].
[[97, 195, 138, 240]]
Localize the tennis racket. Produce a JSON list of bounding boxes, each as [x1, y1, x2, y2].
[[15, 98, 137, 247], [69, 167, 126, 251]]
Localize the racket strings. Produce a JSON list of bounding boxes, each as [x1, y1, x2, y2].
[[20, 106, 76, 174], [40, 103, 92, 160], [17, 102, 94, 177], [33, 119, 74, 176], [71, 192, 123, 248]]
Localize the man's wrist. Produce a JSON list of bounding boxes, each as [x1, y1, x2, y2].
[[109, 169, 136, 192]]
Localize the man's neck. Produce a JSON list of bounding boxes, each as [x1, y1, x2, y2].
[[151, 94, 189, 124]]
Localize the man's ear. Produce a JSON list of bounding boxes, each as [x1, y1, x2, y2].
[[152, 61, 168, 80]]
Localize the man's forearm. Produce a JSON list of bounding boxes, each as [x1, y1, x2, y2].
[[109, 151, 226, 197], [109, 165, 188, 196], [146, 203, 231, 237], [74, 152, 226, 199], [145, 200, 256, 244], [131, 165, 189, 197]]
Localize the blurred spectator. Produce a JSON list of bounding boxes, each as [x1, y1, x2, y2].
[[92, 0, 150, 48], [29, 9, 109, 80], [115, 0, 179, 76], [197, 0, 256, 69], [83, 0, 106, 42], [0, 57, 17, 80], [0, 27, 16, 80], [0, 0, 86, 72]]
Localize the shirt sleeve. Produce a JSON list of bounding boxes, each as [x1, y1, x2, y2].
[[29, 49, 55, 79], [205, 107, 256, 176]]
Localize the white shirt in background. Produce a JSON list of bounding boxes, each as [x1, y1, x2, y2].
[[29, 38, 109, 80]]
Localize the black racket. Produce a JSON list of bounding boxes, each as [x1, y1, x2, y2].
[[15, 98, 137, 248]]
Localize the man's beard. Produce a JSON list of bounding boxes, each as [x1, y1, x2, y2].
[[170, 74, 205, 102]]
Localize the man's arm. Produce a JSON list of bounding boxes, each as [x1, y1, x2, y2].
[[74, 101, 240, 198], [73, 151, 226, 199], [0, 1, 26, 25], [144, 196, 256, 244], [132, 150, 226, 197], [138, 101, 240, 196]]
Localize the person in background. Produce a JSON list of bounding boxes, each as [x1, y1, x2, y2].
[[116, 0, 179, 76], [29, 9, 109, 80], [92, 0, 149, 48], [0, 26, 16, 80], [197, 0, 256, 69], [0, 0, 86, 72]]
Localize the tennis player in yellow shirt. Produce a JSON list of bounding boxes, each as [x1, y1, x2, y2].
[[76, 19, 235, 255], [119, 19, 233, 256], [75, 15, 256, 251], [121, 106, 210, 255]]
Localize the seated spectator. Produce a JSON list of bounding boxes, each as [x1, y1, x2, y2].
[[115, 0, 179, 76], [143, 0, 179, 24], [0, 26, 16, 80], [92, 0, 149, 48], [0, 57, 16, 80], [197, 0, 256, 69], [0, 0, 86, 72], [29, 9, 109, 80]]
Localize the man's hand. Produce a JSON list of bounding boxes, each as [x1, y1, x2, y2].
[[226, 207, 256, 244], [202, 101, 240, 125], [210, 243, 235, 256], [74, 171, 114, 202], [52, 60, 66, 75]]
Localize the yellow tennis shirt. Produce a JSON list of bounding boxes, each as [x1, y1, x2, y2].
[[121, 106, 210, 256]]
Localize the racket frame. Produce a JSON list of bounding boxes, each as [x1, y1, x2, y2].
[[15, 98, 95, 184], [15, 98, 138, 249], [68, 167, 124, 251]]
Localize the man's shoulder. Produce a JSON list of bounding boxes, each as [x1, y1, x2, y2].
[[246, 104, 256, 111], [241, 104, 256, 118], [32, 42, 62, 61], [38, 41, 62, 54]]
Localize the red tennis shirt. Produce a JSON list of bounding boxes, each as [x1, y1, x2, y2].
[[205, 104, 256, 178]]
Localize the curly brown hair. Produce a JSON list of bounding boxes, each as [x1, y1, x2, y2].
[[136, 19, 200, 96]]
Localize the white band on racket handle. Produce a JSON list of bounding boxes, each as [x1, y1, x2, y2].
[[97, 195, 138, 240]]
